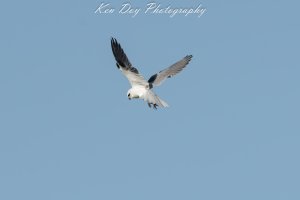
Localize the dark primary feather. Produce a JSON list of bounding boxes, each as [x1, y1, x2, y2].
[[148, 55, 193, 86], [111, 38, 139, 74]]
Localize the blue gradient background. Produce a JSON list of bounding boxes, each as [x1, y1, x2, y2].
[[1, 0, 299, 199]]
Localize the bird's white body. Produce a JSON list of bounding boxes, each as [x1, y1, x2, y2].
[[127, 86, 169, 108]]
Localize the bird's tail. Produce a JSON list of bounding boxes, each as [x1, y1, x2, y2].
[[157, 96, 169, 108], [144, 90, 169, 108]]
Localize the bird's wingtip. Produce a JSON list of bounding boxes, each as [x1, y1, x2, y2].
[[185, 55, 193, 61], [110, 37, 117, 42]]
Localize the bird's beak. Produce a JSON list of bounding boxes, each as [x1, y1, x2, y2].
[[128, 97, 131, 100]]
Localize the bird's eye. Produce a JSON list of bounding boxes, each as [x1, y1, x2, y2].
[[127, 93, 130, 97]]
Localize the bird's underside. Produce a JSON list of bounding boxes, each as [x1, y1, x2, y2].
[[110, 37, 192, 109]]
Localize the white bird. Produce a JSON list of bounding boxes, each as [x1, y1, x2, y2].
[[111, 37, 192, 109]]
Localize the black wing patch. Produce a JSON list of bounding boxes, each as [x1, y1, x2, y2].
[[148, 73, 157, 84], [111, 38, 139, 74]]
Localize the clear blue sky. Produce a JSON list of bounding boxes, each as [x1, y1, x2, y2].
[[0, 0, 299, 199]]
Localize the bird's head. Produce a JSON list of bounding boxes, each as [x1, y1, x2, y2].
[[127, 88, 133, 100], [127, 88, 139, 100], [127, 91, 131, 100]]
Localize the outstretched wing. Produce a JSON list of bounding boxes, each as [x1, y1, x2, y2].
[[111, 38, 148, 87], [148, 55, 192, 87]]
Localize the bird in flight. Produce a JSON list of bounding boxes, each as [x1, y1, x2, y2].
[[111, 37, 192, 109]]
